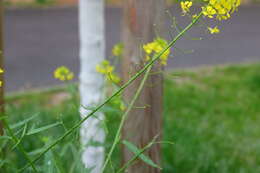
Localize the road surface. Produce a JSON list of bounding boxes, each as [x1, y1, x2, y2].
[[4, 5, 260, 92]]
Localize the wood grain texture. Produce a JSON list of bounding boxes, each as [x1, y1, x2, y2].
[[121, 0, 166, 172]]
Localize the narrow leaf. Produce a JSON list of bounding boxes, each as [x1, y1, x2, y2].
[[122, 140, 162, 169], [10, 113, 39, 129], [0, 136, 12, 141], [0, 116, 7, 121], [12, 123, 28, 150], [26, 122, 61, 136]]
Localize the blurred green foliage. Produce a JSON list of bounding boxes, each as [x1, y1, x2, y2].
[[1, 63, 260, 172]]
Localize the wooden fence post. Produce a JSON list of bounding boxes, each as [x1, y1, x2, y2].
[[121, 0, 165, 172]]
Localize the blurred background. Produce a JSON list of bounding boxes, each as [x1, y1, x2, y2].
[[1, 1, 260, 173], [3, 0, 260, 91]]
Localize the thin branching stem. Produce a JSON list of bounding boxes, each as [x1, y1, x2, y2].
[[2, 119, 39, 173], [116, 139, 155, 173], [101, 65, 153, 172], [19, 12, 202, 172], [117, 141, 175, 172]]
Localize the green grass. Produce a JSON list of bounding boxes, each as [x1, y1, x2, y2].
[[163, 63, 260, 172], [1, 63, 260, 172], [4, 0, 55, 8]]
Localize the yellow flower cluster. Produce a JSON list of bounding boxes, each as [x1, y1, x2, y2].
[[111, 96, 126, 111], [0, 68, 4, 87], [143, 38, 171, 66], [202, 0, 240, 20], [96, 60, 121, 84], [54, 66, 74, 81], [208, 26, 220, 34], [181, 1, 193, 15], [112, 43, 124, 57]]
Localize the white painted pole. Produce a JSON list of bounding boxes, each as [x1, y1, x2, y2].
[[79, 0, 105, 172]]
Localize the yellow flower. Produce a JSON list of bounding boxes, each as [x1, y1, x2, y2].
[[192, 14, 198, 19], [54, 66, 74, 81], [112, 43, 124, 57], [111, 96, 126, 111], [120, 102, 126, 111], [181, 1, 193, 14], [96, 60, 121, 84], [143, 38, 171, 66], [208, 26, 220, 34], [0, 68, 3, 87], [143, 42, 157, 55], [108, 73, 121, 84], [202, 0, 240, 20], [96, 60, 114, 74], [145, 55, 151, 61], [202, 5, 216, 18]]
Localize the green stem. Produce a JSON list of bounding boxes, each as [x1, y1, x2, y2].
[[102, 12, 202, 172], [19, 12, 202, 172], [2, 119, 39, 173], [102, 65, 152, 172], [117, 141, 174, 173], [116, 140, 154, 173]]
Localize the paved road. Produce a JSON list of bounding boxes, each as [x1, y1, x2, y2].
[[4, 6, 260, 92]]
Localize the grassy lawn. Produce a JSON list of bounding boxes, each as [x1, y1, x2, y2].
[[4, 0, 55, 8], [1, 63, 260, 172]]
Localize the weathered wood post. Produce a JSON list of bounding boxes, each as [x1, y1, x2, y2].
[[121, 0, 165, 172]]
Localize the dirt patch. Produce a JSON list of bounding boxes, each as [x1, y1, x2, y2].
[[48, 91, 71, 106]]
